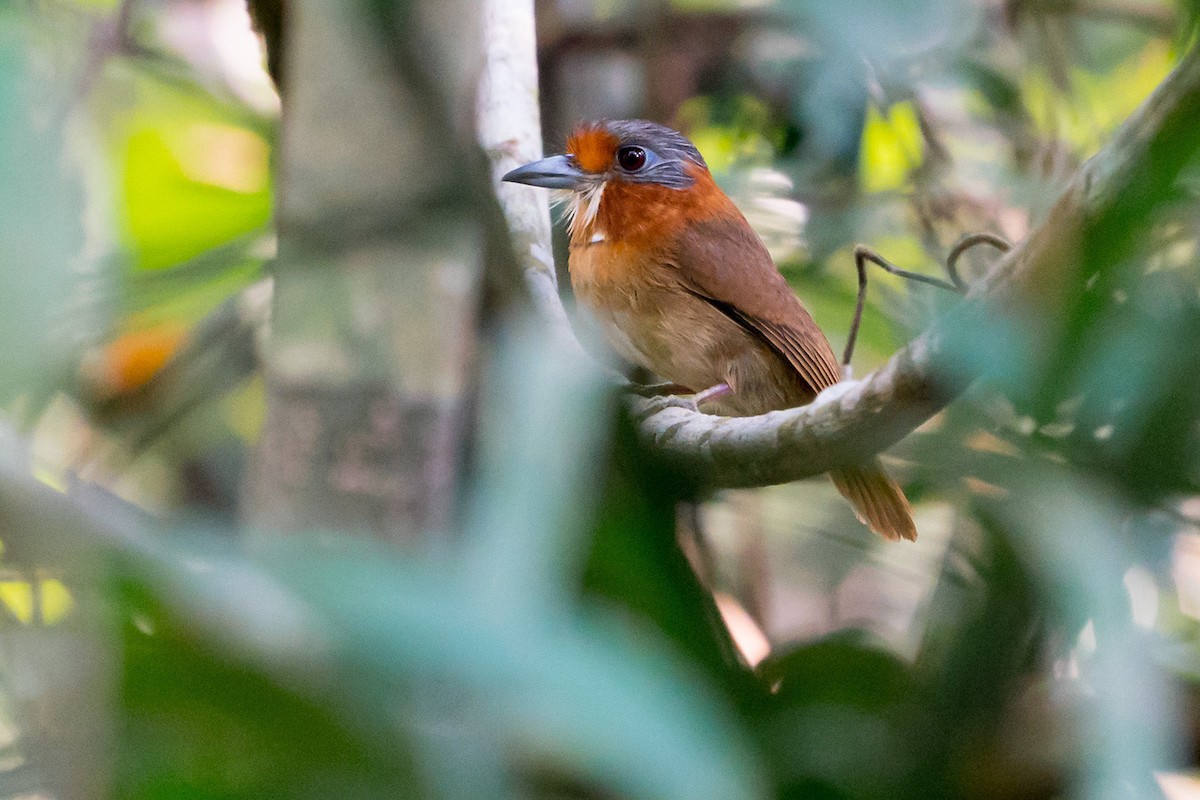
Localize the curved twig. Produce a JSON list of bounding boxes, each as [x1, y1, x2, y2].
[[843, 244, 964, 367], [843, 234, 1012, 368], [945, 232, 1013, 288]]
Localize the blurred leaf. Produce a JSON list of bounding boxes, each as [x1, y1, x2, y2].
[[584, 413, 760, 706], [762, 631, 916, 711], [0, 12, 82, 403], [859, 101, 924, 194], [118, 231, 269, 323], [756, 633, 922, 800], [1179, 0, 1200, 43], [984, 464, 1187, 798], [98, 60, 273, 273], [461, 319, 614, 619], [1052, 272, 1200, 500], [914, 516, 1041, 796], [109, 530, 770, 800], [1022, 40, 1174, 157], [676, 95, 779, 176], [119, 578, 422, 800]]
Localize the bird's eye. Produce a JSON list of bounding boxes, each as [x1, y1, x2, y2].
[[617, 146, 647, 172]]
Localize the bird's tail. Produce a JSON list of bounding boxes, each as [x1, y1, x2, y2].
[[830, 460, 917, 541]]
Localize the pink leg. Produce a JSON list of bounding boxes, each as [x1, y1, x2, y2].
[[692, 382, 732, 408]]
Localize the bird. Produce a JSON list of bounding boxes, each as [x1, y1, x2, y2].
[[503, 119, 916, 541]]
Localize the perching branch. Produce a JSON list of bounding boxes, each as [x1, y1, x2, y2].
[[486, 34, 1200, 489]]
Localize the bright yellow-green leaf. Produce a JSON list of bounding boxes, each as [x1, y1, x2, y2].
[[1023, 40, 1174, 157], [859, 100, 924, 194], [32, 463, 68, 493], [688, 126, 740, 175], [41, 579, 75, 623], [0, 582, 31, 623], [676, 95, 776, 176], [224, 375, 266, 442], [0, 579, 75, 624], [102, 63, 273, 272]]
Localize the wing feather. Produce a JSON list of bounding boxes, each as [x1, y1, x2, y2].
[[672, 215, 842, 395]]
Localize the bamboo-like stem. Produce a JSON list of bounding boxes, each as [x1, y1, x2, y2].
[[476, 0, 583, 355]]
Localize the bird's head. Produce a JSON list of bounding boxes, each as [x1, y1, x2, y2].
[[503, 119, 707, 192], [502, 120, 712, 240]]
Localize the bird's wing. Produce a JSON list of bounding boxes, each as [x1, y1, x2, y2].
[[671, 214, 843, 394]]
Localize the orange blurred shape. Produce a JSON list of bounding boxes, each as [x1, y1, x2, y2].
[[83, 324, 187, 399]]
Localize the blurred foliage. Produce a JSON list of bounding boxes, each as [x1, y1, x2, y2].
[[0, 7, 82, 406], [0, 1, 1198, 799]]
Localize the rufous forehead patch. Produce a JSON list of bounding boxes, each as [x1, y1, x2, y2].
[[566, 125, 619, 174]]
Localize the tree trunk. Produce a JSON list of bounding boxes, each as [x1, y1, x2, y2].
[[244, 1, 485, 540]]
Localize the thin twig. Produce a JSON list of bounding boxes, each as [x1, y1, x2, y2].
[[845, 245, 962, 367], [843, 233, 1013, 367], [945, 233, 1013, 288], [843, 247, 959, 367]]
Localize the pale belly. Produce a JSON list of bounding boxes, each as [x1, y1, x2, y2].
[[584, 291, 725, 391]]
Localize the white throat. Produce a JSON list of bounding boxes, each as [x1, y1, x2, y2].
[[559, 181, 606, 239]]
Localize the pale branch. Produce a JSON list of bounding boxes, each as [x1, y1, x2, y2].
[[476, 0, 583, 356], [628, 329, 953, 488], [627, 41, 1200, 489], [484, 30, 1200, 488]]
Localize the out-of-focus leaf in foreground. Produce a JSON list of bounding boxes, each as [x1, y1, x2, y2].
[[0, 13, 82, 404], [37, 318, 769, 800]]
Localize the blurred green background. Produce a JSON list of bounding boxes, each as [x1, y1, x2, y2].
[[1, 0, 1200, 798]]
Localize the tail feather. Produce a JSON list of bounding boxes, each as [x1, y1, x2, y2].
[[830, 461, 916, 541]]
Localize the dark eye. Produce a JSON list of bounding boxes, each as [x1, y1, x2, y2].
[[617, 146, 647, 172]]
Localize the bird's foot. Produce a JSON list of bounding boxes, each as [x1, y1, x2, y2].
[[652, 382, 733, 413], [625, 382, 730, 415], [691, 382, 731, 408]]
